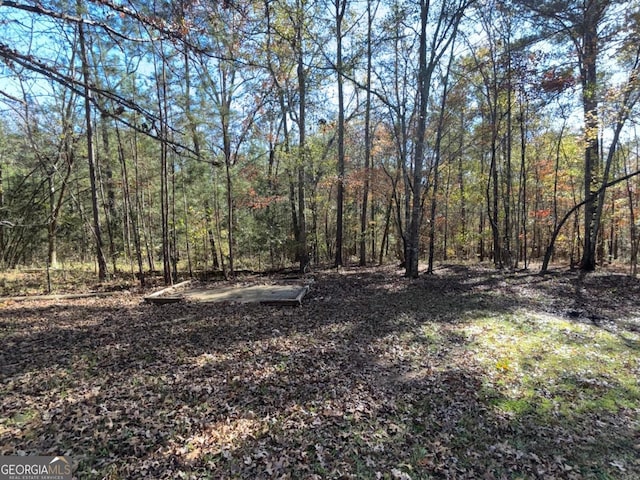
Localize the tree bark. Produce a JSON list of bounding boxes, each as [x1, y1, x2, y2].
[[334, 0, 347, 267], [406, 0, 430, 278], [295, 5, 308, 273], [579, 6, 600, 271], [77, 8, 107, 281], [360, 0, 376, 266], [427, 39, 456, 274]]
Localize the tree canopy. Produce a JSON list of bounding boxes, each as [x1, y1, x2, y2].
[[1, 0, 640, 280]]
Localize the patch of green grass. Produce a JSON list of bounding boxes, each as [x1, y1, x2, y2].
[[419, 323, 445, 353], [8, 409, 38, 427], [457, 309, 640, 477], [465, 310, 640, 417]]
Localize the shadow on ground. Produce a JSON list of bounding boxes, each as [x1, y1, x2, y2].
[[1, 265, 638, 479]]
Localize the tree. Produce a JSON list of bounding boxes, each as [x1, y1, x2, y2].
[[1, 0, 204, 280], [427, 38, 458, 274], [359, 0, 380, 266], [77, 0, 108, 280], [3, 0, 640, 276], [405, 0, 473, 278], [514, 0, 637, 271], [333, 0, 348, 267]]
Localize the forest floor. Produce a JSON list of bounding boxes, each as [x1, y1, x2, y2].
[[1, 264, 639, 479]]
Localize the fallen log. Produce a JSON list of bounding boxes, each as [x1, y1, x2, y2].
[[0, 291, 128, 303]]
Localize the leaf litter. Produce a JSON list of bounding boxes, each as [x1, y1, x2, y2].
[[0, 264, 639, 479]]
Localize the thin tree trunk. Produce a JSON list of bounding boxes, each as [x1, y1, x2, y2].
[[485, 134, 500, 268], [427, 38, 456, 274], [478, 155, 486, 262], [182, 174, 193, 277], [224, 148, 234, 277], [334, 0, 346, 267], [212, 168, 227, 275], [100, 114, 117, 273], [442, 163, 451, 261], [458, 111, 467, 260], [518, 91, 528, 269], [379, 195, 393, 265], [116, 127, 144, 286], [296, 10, 308, 272], [204, 199, 220, 270], [170, 152, 178, 282], [627, 166, 639, 276], [156, 49, 171, 285], [130, 135, 154, 273], [47, 175, 57, 269], [503, 52, 513, 269], [77, 11, 107, 281], [360, 0, 376, 267]]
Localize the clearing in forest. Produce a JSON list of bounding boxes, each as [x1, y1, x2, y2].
[[0, 265, 639, 479]]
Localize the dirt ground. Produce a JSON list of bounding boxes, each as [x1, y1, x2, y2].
[[1, 264, 639, 479]]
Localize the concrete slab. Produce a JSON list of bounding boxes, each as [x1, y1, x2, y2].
[[144, 281, 310, 306], [185, 284, 309, 305]]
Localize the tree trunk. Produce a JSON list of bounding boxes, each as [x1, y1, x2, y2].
[[77, 11, 107, 281], [224, 146, 234, 277], [155, 42, 172, 285], [296, 12, 308, 273], [47, 175, 57, 269], [360, 0, 375, 267], [379, 195, 393, 265], [334, 0, 347, 267], [503, 50, 513, 269], [458, 112, 467, 260], [99, 114, 118, 273], [487, 139, 501, 268], [627, 172, 639, 276], [116, 127, 144, 285], [170, 154, 178, 282], [518, 92, 528, 269], [406, 0, 430, 278], [580, 6, 601, 271], [427, 38, 456, 274]]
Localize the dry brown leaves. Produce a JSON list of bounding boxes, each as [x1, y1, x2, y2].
[[1, 265, 639, 479]]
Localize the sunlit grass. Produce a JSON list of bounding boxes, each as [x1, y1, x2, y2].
[[466, 311, 640, 418]]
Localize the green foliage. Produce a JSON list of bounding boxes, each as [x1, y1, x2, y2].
[[1, 0, 640, 274]]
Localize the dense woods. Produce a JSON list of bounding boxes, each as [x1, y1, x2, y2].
[[2, 4, 640, 477], [1, 0, 640, 282]]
